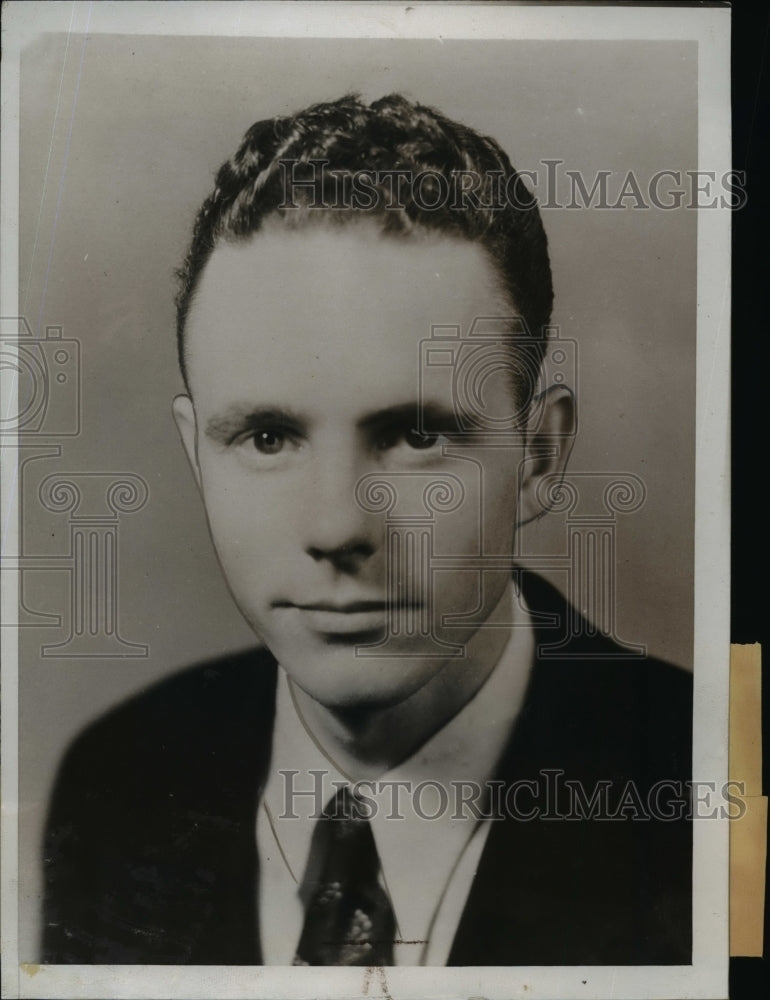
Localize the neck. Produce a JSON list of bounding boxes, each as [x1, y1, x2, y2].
[[289, 583, 514, 782]]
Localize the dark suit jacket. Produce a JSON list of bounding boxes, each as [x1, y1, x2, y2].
[[41, 572, 692, 965]]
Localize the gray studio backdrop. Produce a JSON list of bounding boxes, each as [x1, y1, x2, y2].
[[16, 34, 696, 956]]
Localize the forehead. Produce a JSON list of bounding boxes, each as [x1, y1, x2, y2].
[[184, 224, 510, 409]]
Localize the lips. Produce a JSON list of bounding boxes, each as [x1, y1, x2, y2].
[[274, 599, 421, 636]]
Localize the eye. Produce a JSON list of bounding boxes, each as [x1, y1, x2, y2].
[[403, 427, 441, 450], [235, 421, 304, 464], [252, 428, 287, 455], [375, 424, 449, 455]]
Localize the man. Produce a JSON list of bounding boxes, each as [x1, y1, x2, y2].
[[41, 94, 691, 966]]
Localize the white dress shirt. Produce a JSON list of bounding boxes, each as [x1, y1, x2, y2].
[[256, 590, 534, 965]]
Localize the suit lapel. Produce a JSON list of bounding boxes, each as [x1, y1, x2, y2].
[[186, 652, 279, 964]]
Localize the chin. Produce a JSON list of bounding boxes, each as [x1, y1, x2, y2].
[[280, 643, 445, 714]]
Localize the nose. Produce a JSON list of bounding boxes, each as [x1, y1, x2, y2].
[[303, 448, 377, 573]]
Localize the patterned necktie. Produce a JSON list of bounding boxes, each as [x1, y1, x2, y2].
[[293, 785, 396, 966]]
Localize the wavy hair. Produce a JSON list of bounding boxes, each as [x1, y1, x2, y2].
[[175, 93, 553, 392]]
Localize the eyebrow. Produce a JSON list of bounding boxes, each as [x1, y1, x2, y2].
[[357, 402, 462, 433], [205, 406, 306, 444]]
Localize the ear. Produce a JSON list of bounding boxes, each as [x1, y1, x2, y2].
[[172, 394, 203, 494], [516, 385, 577, 526]]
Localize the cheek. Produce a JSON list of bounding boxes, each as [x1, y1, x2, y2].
[[483, 482, 519, 549], [427, 466, 518, 615], [480, 457, 520, 542], [197, 464, 296, 567], [434, 461, 519, 554]]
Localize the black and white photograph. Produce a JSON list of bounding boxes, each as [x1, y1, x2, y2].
[[1, 3, 733, 999]]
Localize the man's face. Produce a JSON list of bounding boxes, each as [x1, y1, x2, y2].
[[175, 222, 527, 712]]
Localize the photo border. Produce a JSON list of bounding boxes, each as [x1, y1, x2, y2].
[[0, 3, 731, 998]]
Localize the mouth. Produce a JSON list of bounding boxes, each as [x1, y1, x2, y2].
[[273, 599, 422, 637]]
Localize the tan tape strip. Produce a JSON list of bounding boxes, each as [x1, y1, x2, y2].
[[730, 643, 762, 794], [729, 643, 766, 957]]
